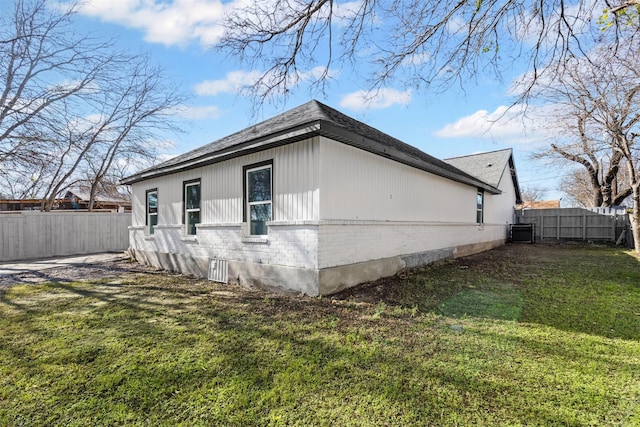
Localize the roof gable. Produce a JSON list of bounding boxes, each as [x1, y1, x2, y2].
[[445, 149, 522, 203], [121, 100, 502, 194]]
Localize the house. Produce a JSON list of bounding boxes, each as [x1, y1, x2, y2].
[[63, 188, 131, 212], [445, 148, 522, 223], [516, 199, 561, 210], [121, 100, 522, 295], [0, 189, 131, 212]]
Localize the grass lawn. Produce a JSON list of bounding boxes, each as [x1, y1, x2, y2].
[[1, 243, 639, 426]]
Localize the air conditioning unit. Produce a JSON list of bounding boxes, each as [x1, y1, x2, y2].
[[510, 224, 535, 243], [208, 258, 229, 283]]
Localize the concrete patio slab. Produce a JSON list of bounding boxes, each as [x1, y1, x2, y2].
[[0, 253, 129, 276]]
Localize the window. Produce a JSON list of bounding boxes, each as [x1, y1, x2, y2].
[[146, 189, 158, 234], [244, 161, 272, 236], [476, 190, 484, 224], [184, 179, 201, 235]]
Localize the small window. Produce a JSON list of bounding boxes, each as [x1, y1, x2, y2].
[[244, 162, 272, 236], [146, 189, 158, 234], [476, 190, 484, 224], [184, 179, 201, 235]]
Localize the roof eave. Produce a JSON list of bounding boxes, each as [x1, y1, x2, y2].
[[121, 118, 501, 195], [318, 121, 501, 195], [120, 122, 323, 185], [509, 155, 523, 204]]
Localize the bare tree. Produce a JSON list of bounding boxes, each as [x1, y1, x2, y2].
[[78, 58, 184, 211], [0, 0, 185, 208], [533, 111, 633, 207], [0, 149, 49, 199], [0, 0, 114, 163], [561, 166, 631, 207], [34, 55, 184, 211], [532, 43, 640, 251], [218, 0, 640, 103], [561, 170, 593, 207], [519, 186, 546, 205]]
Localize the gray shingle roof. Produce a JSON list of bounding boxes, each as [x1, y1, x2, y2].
[[121, 100, 501, 194], [445, 149, 522, 203]]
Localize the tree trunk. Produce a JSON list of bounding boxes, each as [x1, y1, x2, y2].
[[88, 178, 101, 212], [592, 188, 603, 207], [601, 183, 612, 207], [631, 183, 640, 253]]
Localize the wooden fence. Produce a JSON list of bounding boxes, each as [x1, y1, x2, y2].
[[0, 211, 131, 262], [515, 208, 632, 246]]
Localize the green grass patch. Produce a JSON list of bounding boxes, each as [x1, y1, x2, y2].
[[439, 287, 523, 320], [1, 243, 639, 426]]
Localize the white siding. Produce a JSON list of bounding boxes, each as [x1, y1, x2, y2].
[[484, 166, 517, 225], [318, 138, 477, 222], [314, 138, 512, 270], [317, 222, 506, 269], [130, 138, 321, 229], [274, 137, 320, 222], [128, 134, 516, 294]]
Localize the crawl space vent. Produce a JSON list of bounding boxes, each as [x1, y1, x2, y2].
[[208, 259, 229, 283]]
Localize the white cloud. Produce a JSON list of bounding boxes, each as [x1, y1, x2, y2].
[[513, 2, 595, 48], [401, 52, 431, 67], [194, 66, 336, 97], [172, 105, 222, 120], [299, 66, 334, 82], [332, 1, 377, 25], [70, 0, 231, 46], [339, 88, 412, 111], [333, 1, 363, 18], [193, 71, 263, 96], [434, 104, 557, 145]]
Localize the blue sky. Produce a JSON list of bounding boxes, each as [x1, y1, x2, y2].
[[63, 0, 568, 201]]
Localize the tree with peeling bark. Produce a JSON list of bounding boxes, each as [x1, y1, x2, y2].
[[218, 0, 640, 103]]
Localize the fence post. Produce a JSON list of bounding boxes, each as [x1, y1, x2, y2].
[[557, 214, 560, 240], [583, 213, 587, 241]]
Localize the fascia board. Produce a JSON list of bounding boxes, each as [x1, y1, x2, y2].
[[317, 121, 502, 195], [120, 122, 322, 184]]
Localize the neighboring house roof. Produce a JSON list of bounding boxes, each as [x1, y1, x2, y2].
[[445, 149, 523, 204], [65, 188, 130, 205], [517, 199, 561, 210], [121, 100, 501, 194]]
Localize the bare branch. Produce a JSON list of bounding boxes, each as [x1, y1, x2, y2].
[[0, 0, 187, 207], [217, 0, 637, 105]]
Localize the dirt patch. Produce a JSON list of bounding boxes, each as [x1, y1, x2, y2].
[[0, 242, 585, 303], [0, 256, 161, 289], [329, 242, 551, 305]]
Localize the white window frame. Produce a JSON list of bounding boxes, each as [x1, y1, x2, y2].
[[476, 190, 484, 224], [184, 180, 201, 235], [146, 189, 158, 234], [245, 163, 272, 237]]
